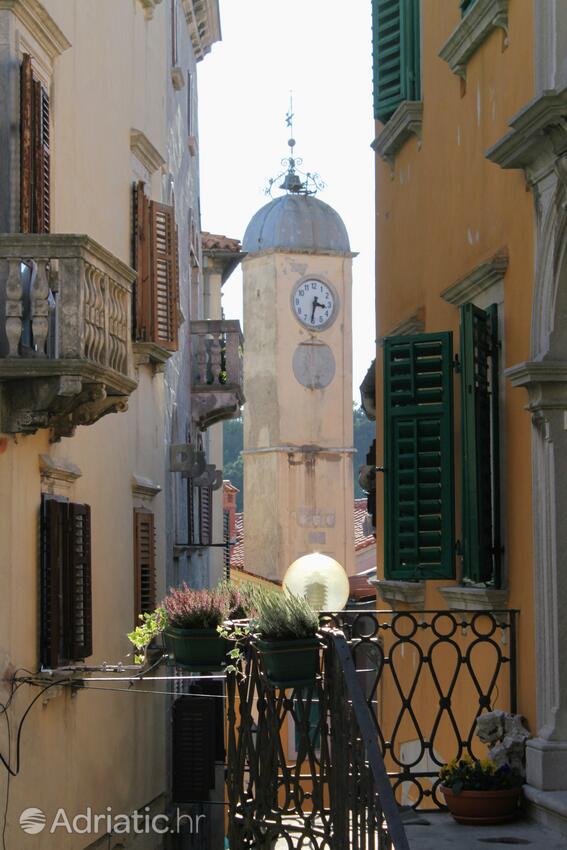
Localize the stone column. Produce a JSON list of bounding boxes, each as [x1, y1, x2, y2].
[[507, 364, 567, 788]]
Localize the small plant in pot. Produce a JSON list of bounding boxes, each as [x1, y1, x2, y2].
[[439, 755, 523, 825], [161, 583, 230, 670], [252, 588, 320, 688]]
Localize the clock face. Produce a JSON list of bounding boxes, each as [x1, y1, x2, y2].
[[291, 279, 337, 330]]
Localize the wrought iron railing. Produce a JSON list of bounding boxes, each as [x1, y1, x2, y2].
[[226, 609, 517, 848]]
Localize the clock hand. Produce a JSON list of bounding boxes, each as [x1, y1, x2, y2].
[[311, 298, 317, 324]]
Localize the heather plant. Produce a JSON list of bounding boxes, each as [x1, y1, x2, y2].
[[163, 582, 229, 629]]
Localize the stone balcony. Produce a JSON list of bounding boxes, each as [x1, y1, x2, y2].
[[190, 319, 244, 429], [0, 234, 136, 438]]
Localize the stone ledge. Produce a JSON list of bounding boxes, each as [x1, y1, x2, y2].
[[441, 249, 508, 306], [369, 579, 425, 610], [486, 86, 567, 171], [131, 474, 162, 500], [437, 585, 508, 611], [130, 129, 166, 174], [0, 0, 71, 61], [506, 361, 567, 411], [439, 0, 508, 78], [372, 101, 423, 167], [525, 785, 567, 836], [379, 309, 425, 345], [133, 342, 172, 374], [40, 453, 81, 486]]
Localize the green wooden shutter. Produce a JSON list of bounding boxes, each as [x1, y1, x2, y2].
[[372, 0, 421, 124], [384, 333, 455, 580], [460, 304, 501, 585]]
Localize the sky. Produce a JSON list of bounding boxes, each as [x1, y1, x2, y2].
[[198, 0, 375, 401]]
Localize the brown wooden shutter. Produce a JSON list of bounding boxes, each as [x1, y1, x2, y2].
[[134, 181, 151, 341], [66, 503, 93, 661], [187, 479, 196, 545], [40, 496, 65, 668], [150, 201, 179, 350], [199, 486, 212, 546], [34, 80, 50, 233], [172, 695, 216, 802], [134, 508, 156, 621], [20, 54, 33, 233]]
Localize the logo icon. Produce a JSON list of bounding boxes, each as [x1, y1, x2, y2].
[[19, 808, 46, 834]]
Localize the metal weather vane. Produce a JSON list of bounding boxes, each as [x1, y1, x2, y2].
[[265, 93, 325, 197]]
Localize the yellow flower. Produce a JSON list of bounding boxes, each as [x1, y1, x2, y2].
[[480, 758, 496, 774]]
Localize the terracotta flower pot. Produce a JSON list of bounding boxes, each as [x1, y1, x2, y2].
[[440, 784, 522, 825]]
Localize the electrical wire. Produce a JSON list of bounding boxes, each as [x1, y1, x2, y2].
[[1, 705, 10, 850]]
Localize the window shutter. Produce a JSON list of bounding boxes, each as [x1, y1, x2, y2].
[[461, 0, 476, 14], [199, 486, 212, 546], [20, 54, 33, 233], [460, 304, 501, 585], [223, 510, 231, 579], [40, 496, 65, 668], [134, 181, 151, 341], [34, 79, 50, 233], [372, 0, 421, 124], [66, 503, 93, 661], [134, 508, 156, 621], [150, 201, 179, 350], [383, 332, 455, 580], [172, 695, 216, 802]]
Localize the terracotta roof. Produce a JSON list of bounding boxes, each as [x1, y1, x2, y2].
[[230, 501, 375, 574], [201, 232, 242, 252], [354, 498, 375, 551]]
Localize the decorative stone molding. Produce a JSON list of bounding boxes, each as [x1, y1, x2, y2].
[[439, 0, 508, 79], [506, 361, 567, 412], [39, 453, 81, 492], [379, 309, 424, 345], [0, 0, 71, 61], [437, 585, 508, 611], [441, 249, 508, 306], [130, 129, 166, 175], [171, 66, 185, 91], [133, 341, 172, 374], [486, 87, 567, 175], [131, 474, 162, 500], [369, 579, 425, 610], [372, 101, 423, 168], [181, 0, 221, 62], [137, 0, 163, 21]]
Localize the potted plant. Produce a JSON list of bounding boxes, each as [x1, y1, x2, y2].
[[161, 583, 232, 669], [252, 588, 320, 688], [439, 755, 523, 824]]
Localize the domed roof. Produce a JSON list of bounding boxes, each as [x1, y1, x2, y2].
[[242, 194, 350, 255]]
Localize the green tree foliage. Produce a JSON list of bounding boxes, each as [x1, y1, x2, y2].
[[223, 408, 376, 510]]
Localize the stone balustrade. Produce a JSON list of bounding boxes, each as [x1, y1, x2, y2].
[[190, 319, 244, 428], [0, 234, 136, 437]]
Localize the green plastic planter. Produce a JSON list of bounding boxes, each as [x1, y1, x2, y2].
[[164, 626, 227, 670], [254, 636, 320, 688]]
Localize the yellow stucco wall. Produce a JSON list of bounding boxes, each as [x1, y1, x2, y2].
[[374, 0, 536, 730]]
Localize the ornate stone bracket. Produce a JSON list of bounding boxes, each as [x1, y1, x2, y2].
[[369, 579, 425, 611], [372, 101, 423, 170], [437, 585, 508, 611], [439, 0, 508, 79]]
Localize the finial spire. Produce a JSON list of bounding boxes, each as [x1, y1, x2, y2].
[[265, 94, 325, 197]]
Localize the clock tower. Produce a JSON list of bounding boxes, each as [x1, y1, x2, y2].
[[241, 142, 355, 583]]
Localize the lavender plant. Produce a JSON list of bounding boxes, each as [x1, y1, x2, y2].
[[163, 582, 229, 629]]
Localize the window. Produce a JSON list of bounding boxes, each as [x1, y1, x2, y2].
[[460, 304, 501, 585], [133, 181, 179, 350], [223, 509, 231, 579], [20, 54, 50, 233], [372, 0, 421, 124], [383, 305, 501, 585], [187, 478, 212, 546], [40, 496, 92, 667], [133, 508, 156, 622]]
